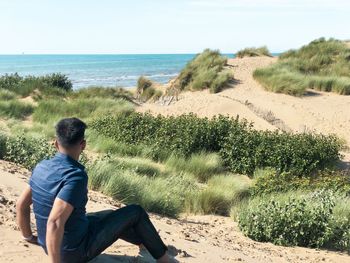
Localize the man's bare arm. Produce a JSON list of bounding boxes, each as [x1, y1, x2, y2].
[[46, 198, 73, 263], [16, 185, 36, 243]]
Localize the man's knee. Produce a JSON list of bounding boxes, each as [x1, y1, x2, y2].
[[127, 204, 147, 217]]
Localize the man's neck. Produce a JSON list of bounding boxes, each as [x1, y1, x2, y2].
[[58, 149, 80, 161]]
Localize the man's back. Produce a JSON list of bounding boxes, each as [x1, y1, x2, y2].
[[30, 152, 88, 252]]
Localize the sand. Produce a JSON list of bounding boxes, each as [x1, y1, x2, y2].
[[1, 160, 349, 263], [138, 57, 350, 163]]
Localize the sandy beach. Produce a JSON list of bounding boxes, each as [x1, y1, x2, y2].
[[138, 57, 350, 154], [1, 159, 349, 263]]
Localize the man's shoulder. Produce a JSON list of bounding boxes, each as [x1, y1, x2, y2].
[[32, 156, 86, 181]]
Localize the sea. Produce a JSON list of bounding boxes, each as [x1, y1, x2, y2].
[[0, 54, 236, 89]]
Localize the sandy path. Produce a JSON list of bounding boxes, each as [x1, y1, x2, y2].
[[137, 56, 350, 152], [1, 160, 349, 263]]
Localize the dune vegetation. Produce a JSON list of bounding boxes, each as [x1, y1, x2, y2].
[[136, 76, 163, 102], [236, 46, 272, 58], [0, 66, 349, 252], [254, 38, 350, 96], [170, 49, 232, 94]]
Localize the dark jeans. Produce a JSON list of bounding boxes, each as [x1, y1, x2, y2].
[[62, 204, 167, 262]]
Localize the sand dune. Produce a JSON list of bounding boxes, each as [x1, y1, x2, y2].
[[138, 57, 350, 157], [1, 160, 350, 263]]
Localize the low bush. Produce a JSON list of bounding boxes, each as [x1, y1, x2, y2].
[[172, 49, 232, 93], [236, 46, 272, 58], [0, 73, 72, 97], [0, 132, 7, 159], [91, 112, 342, 175], [239, 190, 350, 252], [90, 113, 238, 160], [4, 134, 56, 169], [165, 152, 224, 182], [239, 191, 335, 247], [220, 129, 342, 175], [0, 100, 34, 120], [251, 168, 350, 196], [40, 73, 72, 91]]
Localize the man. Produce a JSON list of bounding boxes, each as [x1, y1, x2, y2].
[[16, 117, 172, 263]]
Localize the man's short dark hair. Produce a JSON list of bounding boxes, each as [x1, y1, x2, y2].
[[55, 118, 87, 147]]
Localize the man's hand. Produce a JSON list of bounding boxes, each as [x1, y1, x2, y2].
[[16, 186, 33, 240], [46, 198, 73, 263]]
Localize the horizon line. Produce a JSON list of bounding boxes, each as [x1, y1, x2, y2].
[[0, 52, 283, 56]]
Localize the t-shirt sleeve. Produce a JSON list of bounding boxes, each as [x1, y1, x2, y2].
[[57, 171, 87, 208]]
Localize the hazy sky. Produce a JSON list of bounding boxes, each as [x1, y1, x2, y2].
[[0, 0, 349, 54]]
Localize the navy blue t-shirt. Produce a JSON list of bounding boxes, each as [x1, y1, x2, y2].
[[30, 152, 89, 253]]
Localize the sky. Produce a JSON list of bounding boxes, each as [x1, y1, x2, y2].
[[0, 0, 349, 54]]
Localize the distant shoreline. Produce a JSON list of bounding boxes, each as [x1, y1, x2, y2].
[[0, 53, 280, 89]]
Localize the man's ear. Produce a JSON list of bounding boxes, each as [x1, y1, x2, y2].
[[54, 139, 59, 150], [81, 140, 87, 151]]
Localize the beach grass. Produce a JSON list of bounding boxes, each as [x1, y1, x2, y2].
[[172, 49, 232, 93], [70, 86, 133, 101], [165, 152, 224, 182], [254, 38, 350, 95], [236, 46, 272, 58], [88, 157, 197, 217], [186, 174, 251, 215], [0, 89, 17, 100], [32, 98, 134, 124], [0, 100, 34, 120]]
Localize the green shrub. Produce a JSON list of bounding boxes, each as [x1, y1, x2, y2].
[[187, 174, 251, 215], [236, 46, 272, 58], [0, 132, 7, 159], [239, 190, 336, 248], [254, 38, 350, 95], [165, 152, 224, 182], [173, 49, 232, 93], [90, 113, 239, 160], [4, 134, 56, 169], [0, 100, 34, 120], [91, 112, 342, 175], [40, 73, 72, 91], [251, 168, 350, 196], [219, 129, 342, 175], [0, 73, 72, 97], [0, 73, 22, 91], [327, 196, 350, 252]]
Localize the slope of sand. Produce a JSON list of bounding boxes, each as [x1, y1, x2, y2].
[[137, 57, 350, 151], [1, 160, 350, 263]]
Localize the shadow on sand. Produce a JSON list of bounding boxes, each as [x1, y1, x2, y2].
[[91, 253, 148, 263]]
